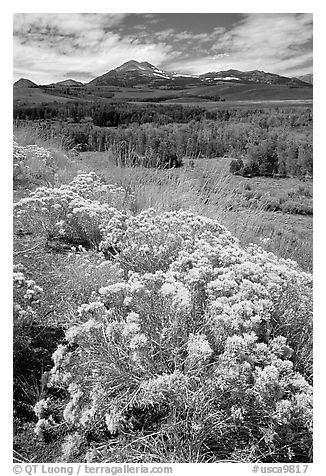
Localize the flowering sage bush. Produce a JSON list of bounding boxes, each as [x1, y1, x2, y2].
[[14, 263, 44, 323], [13, 140, 56, 186], [14, 172, 133, 247], [42, 210, 312, 463], [99, 208, 237, 273], [56, 247, 124, 313]]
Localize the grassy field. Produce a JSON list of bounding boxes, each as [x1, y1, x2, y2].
[[13, 123, 313, 463], [13, 81, 313, 108], [13, 145, 313, 271], [13, 87, 78, 105], [69, 152, 312, 271], [163, 99, 313, 109]]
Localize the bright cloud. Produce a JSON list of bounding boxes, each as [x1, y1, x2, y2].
[[14, 14, 177, 83], [165, 14, 313, 77], [13, 13, 313, 83]]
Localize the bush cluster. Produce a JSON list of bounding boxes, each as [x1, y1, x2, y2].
[[33, 208, 312, 463], [13, 264, 64, 419], [13, 140, 57, 186], [228, 185, 313, 216], [14, 172, 134, 247], [229, 139, 312, 179], [13, 147, 313, 462]]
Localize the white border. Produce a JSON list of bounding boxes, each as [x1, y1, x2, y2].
[[2, 3, 323, 475]]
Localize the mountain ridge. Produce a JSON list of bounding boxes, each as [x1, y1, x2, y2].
[[88, 61, 312, 88], [14, 78, 38, 88], [52, 79, 84, 87], [14, 60, 313, 90], [294, 74, 313, 84]]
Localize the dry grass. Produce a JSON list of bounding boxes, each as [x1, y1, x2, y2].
[[13, 126, 312, 271], [14, 125, 89, 188], [76, 152, 312, 271]]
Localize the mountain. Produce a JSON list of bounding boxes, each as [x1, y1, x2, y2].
[[88, 61, 312, 89], [14, 63, 312, 91], [88, 60, 201, 87], [114, 60, 170, 77], [13, 62, 313, 106], [14, 78, 38, 88], [199, 69, 310, 87], [294, 74, 313, 85], [88, 60, 167, 86], [54, 79, 84, 87]]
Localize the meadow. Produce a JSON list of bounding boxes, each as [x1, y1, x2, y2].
[[13, 106, 313, 464], [13, 81, 313, 107]]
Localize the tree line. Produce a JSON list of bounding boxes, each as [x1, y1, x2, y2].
[[13, 101, 312, 128], [13, 103, 312, 177], [14, 110, 312, 177]]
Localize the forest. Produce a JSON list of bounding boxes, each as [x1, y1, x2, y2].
[[14, 102, 313, 177]]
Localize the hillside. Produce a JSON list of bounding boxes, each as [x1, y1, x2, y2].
[[167, 83, 313, 102], [13, 83, 313, 108], [14, 78, 38, 88], [53, 79, 84, 87], [200, 69, 309, 87], [13, 87, 81, 105], [295, 74, 313, 84]]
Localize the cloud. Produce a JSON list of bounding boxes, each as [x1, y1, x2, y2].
[[165, 14, 312, 76], [13, 14, 177, 83], [213, 13, 312, 57], [13, 13, 313, 82], [14, 13, 128, 38], [63, 71, 93, 80], [14, 36, 176, 83]]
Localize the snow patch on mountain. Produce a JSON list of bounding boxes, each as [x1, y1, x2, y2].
[[172, 74, 198, 78], [214, 77, 241, 81], [153, 73, 170, 78]]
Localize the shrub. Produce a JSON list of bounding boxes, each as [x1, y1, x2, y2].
[[281, 201, 313, 216], [13, 264, 64, 418], [264, 198, 282, 212], [14, 172, 134, 247], [13, 263, 44, 323], [13, 140, 56, 187], [54, 248, 124, 313], [99, 209, 236, 274], [229, 158, 243, 174], [42, 210, 312, 463], [111, 140, 183, 169]]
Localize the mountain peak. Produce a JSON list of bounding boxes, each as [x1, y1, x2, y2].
[[14, 78, 38, 88], [140, 61, 156, 69], [55, 79, 83, 86], [113, 60, 166, 75], [119, 60, 140, 66], [114, 60, 145, 71], [88, 60, 174, 86]]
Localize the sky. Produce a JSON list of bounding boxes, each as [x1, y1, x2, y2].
[[13, 13, 313, 84]]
